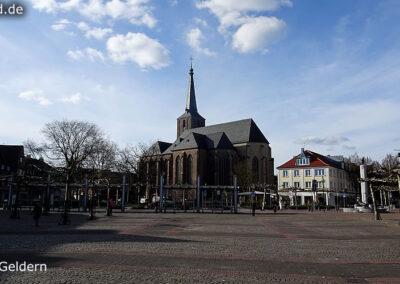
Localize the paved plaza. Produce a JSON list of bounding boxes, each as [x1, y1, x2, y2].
[[0, 209, 399, 283]]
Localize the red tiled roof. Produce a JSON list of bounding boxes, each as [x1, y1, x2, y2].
[[277, 150, 340, 169]]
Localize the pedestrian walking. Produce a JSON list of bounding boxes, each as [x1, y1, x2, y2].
[[31, 202, 42, 227], [108, 199, 114, 216], [307, 199, 312, 212], [251, 189, 256, 216]]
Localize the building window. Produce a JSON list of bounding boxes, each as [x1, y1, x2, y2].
[[294, 182, 300, 188], [317, 181, 325, 188], [305, 169, 311, 176], [283, 170, 288, 177], [294, 170, 299, 177], [252, 157, 259, 183], [305, 181, 311, 188], [283, 182, 289, 188], [315, 169, 324, 176], [175, 156, 181, 184], [296, 158, 310, 165], [183, 120, 186, 128], [187, 155, 193, 185]]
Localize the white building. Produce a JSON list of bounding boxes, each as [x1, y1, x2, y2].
[[277, 148, 356, 206]]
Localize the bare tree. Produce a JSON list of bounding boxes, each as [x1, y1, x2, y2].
[[86, 138, 118, 217], [382, 154, 398, 172], [118, 142, 157, 204], [32, 119, 104, 224]]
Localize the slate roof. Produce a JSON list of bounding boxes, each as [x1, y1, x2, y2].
[[186, 66, 197, 112], [277, 150, 344, 169], [147, 141, 172, 156], [180, 118, 268, 144], [162, 119, 268, 154], [0, 145, 24, 172]]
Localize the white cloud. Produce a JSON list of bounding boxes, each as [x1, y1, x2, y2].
[[51, 18, 72, 31], [67, 49, 85, 60], [77, 21, 90, 31], [186, 28, 215, 56], [67, 48, 105, 62], [232, 16, 286, 53], [32, 0, 58, 13], [295, 136, 350, 146], [107, 32, 170, 69], [61, 92, 83, 104], [18, 90, 52, 106], [85, 27, 113, 40], [196, 0, 290, 53], [31, 0, 157, 28], [197, 0, 292, 31], [194, 17, 208, 27], [85, 47, 105, 61]]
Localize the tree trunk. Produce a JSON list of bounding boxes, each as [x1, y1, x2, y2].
[[369, 184, 381, 221], [106, 186, 110, 216], [383, 190, 388, 207]]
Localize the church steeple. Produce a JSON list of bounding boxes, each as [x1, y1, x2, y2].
[[186, 64, 197, 112], [177, 63, 206, 138]]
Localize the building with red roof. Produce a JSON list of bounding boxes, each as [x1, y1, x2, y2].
[[277, 148, 356, 207]]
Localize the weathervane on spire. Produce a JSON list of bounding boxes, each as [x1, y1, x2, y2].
[[189, 56, 194, 75]]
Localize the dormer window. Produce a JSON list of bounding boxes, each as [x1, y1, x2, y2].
[[296, 148, 310, 165], [296, 157, 310, 165]]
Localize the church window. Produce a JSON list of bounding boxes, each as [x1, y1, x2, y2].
[[183, 120, 186, 128], [175, 156, 181, 184], [187, 155, 193, 184], [252, 157, 259, 182]]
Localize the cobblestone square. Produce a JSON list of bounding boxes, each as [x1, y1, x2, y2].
[[0, 210, 399, 283]]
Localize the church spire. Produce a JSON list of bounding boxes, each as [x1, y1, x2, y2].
[[186, 63, 197, 113]]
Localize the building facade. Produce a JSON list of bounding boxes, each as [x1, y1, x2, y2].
[[142, 66, 274, 198], [277, 148, 356, 206]]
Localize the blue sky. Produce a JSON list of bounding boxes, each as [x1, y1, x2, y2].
[[1, 0, 400, 169]]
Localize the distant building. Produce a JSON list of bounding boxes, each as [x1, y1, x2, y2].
[[0, 145, 24, 204], [277, 148, 356, 206], [143, 66, 274, 198]]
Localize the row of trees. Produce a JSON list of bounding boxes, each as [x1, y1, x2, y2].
[[24, 119, 154, 224]]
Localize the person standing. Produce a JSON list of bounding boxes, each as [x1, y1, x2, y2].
[[108, 199, 114, 216], [251, 189, 256, 216], [31, 202, 42, 227]]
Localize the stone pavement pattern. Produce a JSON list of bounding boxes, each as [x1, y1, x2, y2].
[[0, 209, 399, 283]]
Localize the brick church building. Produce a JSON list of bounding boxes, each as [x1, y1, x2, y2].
[[143, 66, 274, 196]]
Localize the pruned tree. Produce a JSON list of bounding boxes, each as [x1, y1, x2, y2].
[[27, 119, 104, 224], [86, 138, 118, 217], [118, 141, 158, 203], [382, 154, 398, 172]]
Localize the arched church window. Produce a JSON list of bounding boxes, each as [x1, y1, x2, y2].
[[187, 155, 193, 185], [252, 157, 259, 183], [175, 156, 181, 184]]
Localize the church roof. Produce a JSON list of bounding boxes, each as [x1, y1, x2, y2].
[[162, 118, 268, 154], [180, 118, 269, 144], [186, 65, 197, 113], [166, 132, 235, 152], [147, 141, 172, 156]]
